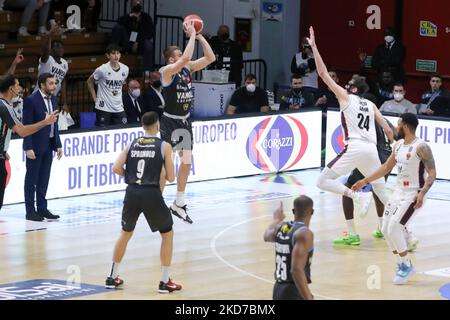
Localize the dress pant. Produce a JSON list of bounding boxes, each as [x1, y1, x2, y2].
[[24, 144, 53, 214]]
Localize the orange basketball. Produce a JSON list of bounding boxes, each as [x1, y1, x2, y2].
[[184, 14, 204, 34]]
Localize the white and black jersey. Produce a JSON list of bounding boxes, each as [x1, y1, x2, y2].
[[35, 56, 69, 96], [93, 62, 129, 113], [0, 99, 20, 158]]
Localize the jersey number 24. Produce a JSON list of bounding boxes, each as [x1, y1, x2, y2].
[[357, 113, 370, 131]]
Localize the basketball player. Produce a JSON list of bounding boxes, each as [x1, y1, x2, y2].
[[87, 44, 129, 127], [264, 196, 315, 300], [352, 113, 436, 284], [159, 22, 215, 224], [105, 111, 182, 293], [306, 27, 393, 216], [35, 25, 69, 111]]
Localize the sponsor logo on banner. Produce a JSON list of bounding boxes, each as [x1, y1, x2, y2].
[[420, 20, 437, 37], [246, 115, 308, 172], [331, 126, 346, 154], [0, 279, 109, 300]]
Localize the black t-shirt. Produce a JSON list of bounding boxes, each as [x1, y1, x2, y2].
[[125, 136, 164, 186], [0, 99, 19, 157], [229, 87, 268, 114]]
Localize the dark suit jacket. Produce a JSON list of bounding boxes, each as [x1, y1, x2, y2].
[[23, 91, 62, 154], [123, 93, 145, 123], [142, 87, 164, 117], [372, 41, 406, 82]]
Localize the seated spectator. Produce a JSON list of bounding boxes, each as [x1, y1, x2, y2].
[[111, 0, 154, 73], [418, 73, 450, 117], [142, 71, 164, 117], [279, 74, 316, 111], [379, 83, 417, 115], [375, 70, 395, 106], [227, 74, 269, 114], [4, 0, 52, 36], [48, 0, 102, 32], [123, 79, 144, 124], [291, 39, 318, 95], [316, 69, 339, 110], [205, 25, 244, 87]]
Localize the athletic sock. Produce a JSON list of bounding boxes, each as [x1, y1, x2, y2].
[[346, 219, 357, 235], [175, 192, 185, 207], [109, 262, 120, 279], [378, 217, 384, 230], [161, 266, 170, 283]]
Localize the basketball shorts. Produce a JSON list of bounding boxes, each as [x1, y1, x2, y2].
[[96, 109, 127, 127], [383, 189, 422, 227], [121, 184, 173, 233], [159, 114, 193, 151], [346, 148, 391, 186], [272, 282, 304, 300], [327, 139, 385, 184]]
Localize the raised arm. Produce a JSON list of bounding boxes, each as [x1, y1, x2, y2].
[[161, 24, 197, 84], [415, 143, 436, 209], [306, 27, 349, 107], [374, 107, 394, 143], [6, 49, 24, 75], [13, 111, 59, 138], [187, 34, 216, 72], [291, 230, 314, 300], [263, 202, 285, 242]]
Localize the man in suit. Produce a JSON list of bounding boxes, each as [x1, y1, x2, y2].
[[142, 71, 165, 118], [123, 79, 144, 124], [23, 73, 63, 222]]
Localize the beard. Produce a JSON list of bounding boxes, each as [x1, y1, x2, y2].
[[397, 128, 405, 140]]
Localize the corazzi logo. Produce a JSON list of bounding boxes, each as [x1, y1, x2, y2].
[[246, 116, 308, 172], [331, 125, 346, 154], [0, 279, 109, 300]]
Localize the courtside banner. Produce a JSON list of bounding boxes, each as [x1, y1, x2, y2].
[[5, 112, 321, 204], [325, 109, 450, 179]]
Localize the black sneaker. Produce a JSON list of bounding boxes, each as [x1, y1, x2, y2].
[[158, 279, 182, 293], [38, 210, 60, 220], [26, 212, 44, 222], [170, 201, 193, 224], [105, 276, 124, 289]]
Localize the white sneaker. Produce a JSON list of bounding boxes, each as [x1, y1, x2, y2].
[[170, 201, 193, 224], [393, 262, 416, 285], [38, 26, 49, 36], [355, 191, 373, 218], [18, 27, 30, 37]]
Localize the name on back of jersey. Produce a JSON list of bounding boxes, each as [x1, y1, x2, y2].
[[275, 242, 290, 255], [359, 100, 369, 113]]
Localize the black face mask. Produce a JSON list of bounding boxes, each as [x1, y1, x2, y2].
[[292, 88, 301, 94], [220, 33, 230, 41], [132, 4, 142, 13], [152, 80, 161, 89]]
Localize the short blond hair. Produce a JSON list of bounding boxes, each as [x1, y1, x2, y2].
[[163, 46, 180, 63]]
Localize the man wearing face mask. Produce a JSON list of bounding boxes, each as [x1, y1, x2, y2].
[[111, 0, 154, 73], [279, 74, 315, 111], [380, 84, 417, 115], [206, 25, 243, 87], [142, 71, 165, 118], [418, 73, 450, 117], [123, 79, 144, 124], [372, 27, 406, 84], [227, 74, 269, 114]]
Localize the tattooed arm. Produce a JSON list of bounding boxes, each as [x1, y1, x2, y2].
[[415, 143, 437, 209]]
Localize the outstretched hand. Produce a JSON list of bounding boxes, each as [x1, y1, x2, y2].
[[14, 48, 24, 65], [305, 26, 316, 48], [184, 21, 197, 38], [351, 179, 367, 191], [273, 201, 285, 222]]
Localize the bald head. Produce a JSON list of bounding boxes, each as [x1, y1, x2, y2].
[[293, 195, 314, 218], [128, 79, 141, 91]]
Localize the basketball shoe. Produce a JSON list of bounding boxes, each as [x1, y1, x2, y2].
[[105, 276, 124, 289], [158, 278, 182, 293], [170, 201, 193, 224]]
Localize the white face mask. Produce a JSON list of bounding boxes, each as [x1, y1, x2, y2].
[[394, 93, 404, 102], [385, 35, 394, 43], [246, 84, 256, 93], [130, 89, 141, 99]]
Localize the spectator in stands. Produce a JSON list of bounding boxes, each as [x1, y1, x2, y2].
[[4, 0, 52, 36], [316, 69, 340, 110], [23, 73, 62, 222], [291, 39, 318, 95], [86, 44, 129, 127], [279, 74, 316, 111], [142, 71, 164, 118], [375, 70, 395, 106], [34, 25, 69, 113], [379, 83, 417, 115], [2, 49, 24, 76], [227, 74, 269, 114], [205, 25, 244, 87], [48, 0, 102, 32], [111, 0, 154, 73], [418, 73, 450, 117], [371, 27, 406, 83], [123, 79, 144, 124]]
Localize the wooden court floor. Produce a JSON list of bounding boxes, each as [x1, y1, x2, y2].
[[1, 170, 449, 300]]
